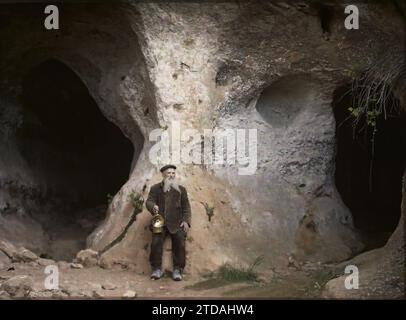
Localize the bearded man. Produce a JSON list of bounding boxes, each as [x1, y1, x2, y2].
[[146, 164, 191, 281]]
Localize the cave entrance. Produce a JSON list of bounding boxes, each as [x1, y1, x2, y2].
[[333, 84, 406, 250], [17, 59, 135, 260]]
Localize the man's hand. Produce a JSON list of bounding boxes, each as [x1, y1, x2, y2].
[[153, 205, 159, 214], [180, 221, 190, 233]]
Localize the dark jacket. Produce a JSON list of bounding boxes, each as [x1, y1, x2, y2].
[[146, 181, 191, 234]]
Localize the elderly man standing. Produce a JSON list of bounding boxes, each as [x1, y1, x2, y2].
[[146, 165, 191, 281]]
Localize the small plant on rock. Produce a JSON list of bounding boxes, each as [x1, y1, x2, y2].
[[129, 190, 144, 219], [200, 202, 215, 222], [344, 49, 404, 190]]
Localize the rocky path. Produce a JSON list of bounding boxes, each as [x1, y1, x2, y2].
[[0, 263, 329, 299], [0, 239, 338, 299]]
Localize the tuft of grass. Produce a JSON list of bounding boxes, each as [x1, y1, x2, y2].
[[218, 264, 258, 282], [345, 49, 404, 133], [303, 268, 338, 296], [341, 49, 404, 192], [186, 256, 265, 291], [218, 255, 265, 283]]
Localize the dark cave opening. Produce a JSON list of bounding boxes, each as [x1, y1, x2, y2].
[[333, 84, 406, 249], [318, 4, 334, 36], [15, 58, 135, 260]]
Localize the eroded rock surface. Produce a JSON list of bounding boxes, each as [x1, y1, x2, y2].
[[0, 1, 404, 298]]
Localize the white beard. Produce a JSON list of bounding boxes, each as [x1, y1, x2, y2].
[[163, 177, 180, 193]]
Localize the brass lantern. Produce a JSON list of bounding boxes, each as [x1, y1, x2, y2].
[[151, 214, 165, 233]]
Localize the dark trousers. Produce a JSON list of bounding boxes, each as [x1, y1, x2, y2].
[[149, 226, 186, 270]]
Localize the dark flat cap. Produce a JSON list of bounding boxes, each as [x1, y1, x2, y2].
[[160, 164, 177, 172]]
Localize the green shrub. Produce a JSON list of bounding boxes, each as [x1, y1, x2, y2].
[[217, 255, 264, 283]]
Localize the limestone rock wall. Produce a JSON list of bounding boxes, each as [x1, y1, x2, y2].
[[89, 1, 405, 274], [0, 1, 404, 276]]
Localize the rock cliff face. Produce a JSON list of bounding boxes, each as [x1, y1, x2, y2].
[[0, 1, 404, 296]]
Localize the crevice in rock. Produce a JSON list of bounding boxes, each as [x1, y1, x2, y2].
[[333, 83, 406, 251], [99, 208, 141, 256], [317, 3, 334, 39]]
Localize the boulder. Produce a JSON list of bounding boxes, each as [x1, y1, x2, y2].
[[76, 249, 99, 267], [37, 258, 56, 266], [122, 290, 137, 298], [92, 290, 104, 298], [0, 290, 10, 299], [0, 240, 39, 263], [14, 248, 38, 263], [0, 251, 11, 270], [0, 275, 34, 297], [0, 240, 17, 259], [102, 282, 117, 290], [57, 261, 71, 270]]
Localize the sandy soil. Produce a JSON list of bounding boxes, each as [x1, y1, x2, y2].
[[0, 261, 333, 299]]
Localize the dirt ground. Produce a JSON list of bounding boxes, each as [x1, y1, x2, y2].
[[0, 260, 335, 299]]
